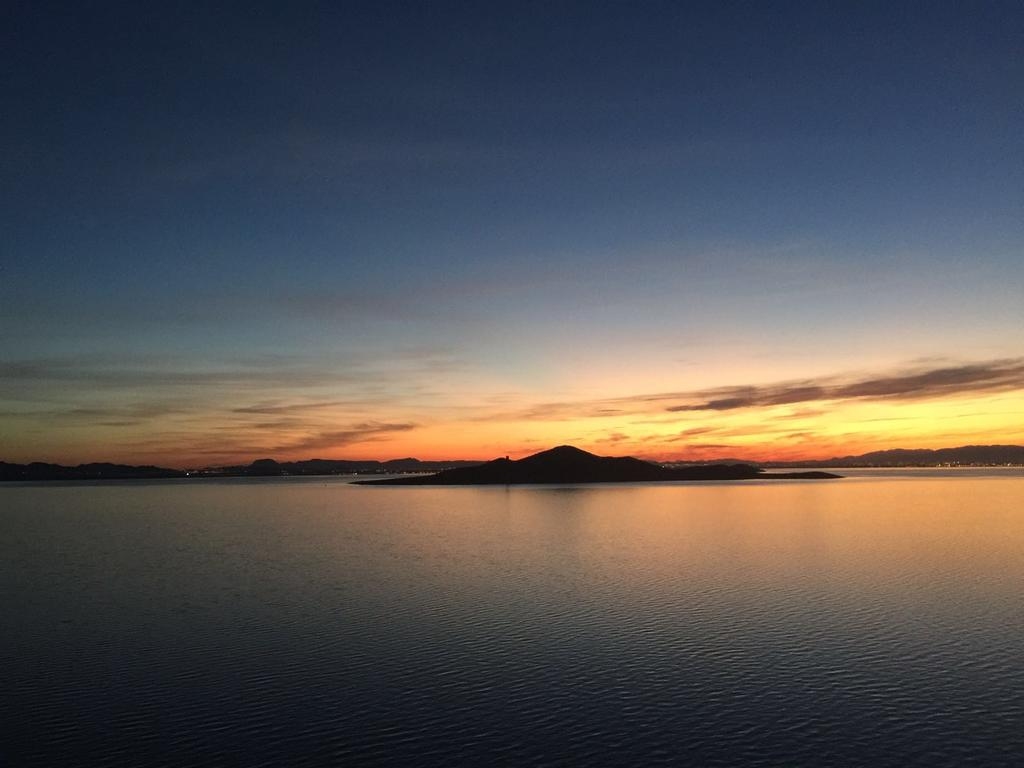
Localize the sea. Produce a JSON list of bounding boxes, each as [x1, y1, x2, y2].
[[2, 469, 1022, 766]]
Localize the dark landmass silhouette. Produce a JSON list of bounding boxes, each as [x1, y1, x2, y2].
[[761, 444, 1024, 468], [4, 444, 1021, 482], [356, 445, 839, 485], [0, 461, 185, 482], [208, 457, 483, 477], [0, 457, 482, 482]]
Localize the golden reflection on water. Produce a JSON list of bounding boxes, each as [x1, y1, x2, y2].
[[3, 473, 1023, 765], [23, 475, 1015, 628], [312, 477, 1024, 622]]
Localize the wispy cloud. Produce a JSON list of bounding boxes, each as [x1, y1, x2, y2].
[[666, 359, 1024, 412], [0, 355, 349, 391], [272, 422, 417, 452], [232, 399, 381, 415], [473, 358, 1024, 423], [674, 427, 718, 437], [0, 348, 467, 401]]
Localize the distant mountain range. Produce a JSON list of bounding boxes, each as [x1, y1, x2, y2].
[[0, 462, 186, 482], [761, 444, 1024, 468], [2, 444, 1021, 482], [0, 456, 481, 481], [204, 457, 484, 477], [357, 445, 837, 485]]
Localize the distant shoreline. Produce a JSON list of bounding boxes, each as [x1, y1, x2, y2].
[[6, 466, 1024, 484], [4, 444, 1023, 482]]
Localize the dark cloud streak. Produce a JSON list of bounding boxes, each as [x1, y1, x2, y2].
[[472, 358, 1024, 423], [667, 359, 1024, 413], [273, 422, 417, 453]]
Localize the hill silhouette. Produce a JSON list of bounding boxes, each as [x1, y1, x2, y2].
[[766, 444, 1024, 467], [7, 443, 1020, 482], [208, 457, 482, 476], [0, 461, 185, 481], [357, 445, 839, 485]]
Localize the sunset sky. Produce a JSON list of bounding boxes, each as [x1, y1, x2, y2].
[[2, 2, 1023, 467]]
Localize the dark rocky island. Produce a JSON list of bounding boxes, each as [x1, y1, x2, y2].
[[356, 445, 840, 485]]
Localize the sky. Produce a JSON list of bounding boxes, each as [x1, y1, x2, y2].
[[2, 1, 1023, 467]]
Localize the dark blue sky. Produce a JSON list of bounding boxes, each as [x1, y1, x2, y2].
[[2, 1, 1023, 463]]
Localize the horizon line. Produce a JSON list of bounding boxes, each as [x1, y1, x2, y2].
[[5, 441, 1024, 473]]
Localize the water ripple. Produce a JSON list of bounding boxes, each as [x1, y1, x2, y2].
[[2, 477, 1023, 766]]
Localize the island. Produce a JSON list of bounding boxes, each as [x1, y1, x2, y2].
[[355, 445, 840, 485]]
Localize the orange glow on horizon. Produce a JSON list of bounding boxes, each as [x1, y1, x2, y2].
[[6, 386, 1019, 469], [3, 356, 1022, 468]]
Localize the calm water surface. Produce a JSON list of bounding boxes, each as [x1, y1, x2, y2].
[[2, 471, 1023, 766]]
